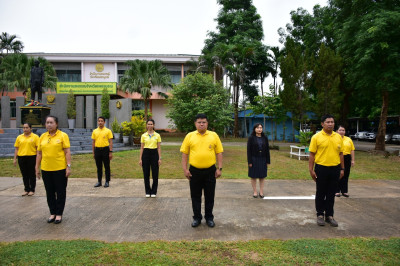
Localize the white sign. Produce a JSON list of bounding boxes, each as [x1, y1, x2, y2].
[[83, 63, 116, 82]]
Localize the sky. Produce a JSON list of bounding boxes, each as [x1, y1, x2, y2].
[[0, 0, 328, 55]]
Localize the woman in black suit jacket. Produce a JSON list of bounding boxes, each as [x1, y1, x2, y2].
[[247, 123, 271, 198]]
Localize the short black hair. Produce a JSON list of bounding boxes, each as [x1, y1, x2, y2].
[[195, 113, 208, 122], [321, 114, 334, 123], [23, 123, 32, 128], [251, 123, 265, 136], [98, 116, 106, 122]]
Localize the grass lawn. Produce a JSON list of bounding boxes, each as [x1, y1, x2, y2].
[[1, 238, 399, 265], [0, 144, 399, 179]]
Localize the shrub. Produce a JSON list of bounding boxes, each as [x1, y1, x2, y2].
[[131, 116, 146, 137], [67, 90, 76, 119], [295, 131, 314, 147], [111, 117, 120, 133], [101, 88, 110, 119], [121, 121, 134, 136], [132, 110, 152, 119]]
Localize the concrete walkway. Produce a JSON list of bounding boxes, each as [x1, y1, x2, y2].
[[0, 177, 399, 242]]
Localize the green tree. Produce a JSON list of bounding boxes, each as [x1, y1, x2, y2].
[[120, 59, 171, 121], [101, 88, 110, 119], [280, 38, 310, 141], [201, 0, 268, 137], [167, 73, 232, 134], [332, 0, 400, 150], [67, 90, 76, 119], [0, 32, 24, 56], [0, 54, 56, 96]]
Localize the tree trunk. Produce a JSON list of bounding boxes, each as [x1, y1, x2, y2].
[[233, 82, 239, 138], [374, 91, 388, 151], [144, 99, 148, 121], [270, 118, 274, 146]]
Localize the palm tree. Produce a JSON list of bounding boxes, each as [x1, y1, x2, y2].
[[0, 32, 24, 56], [120, 60, 171, 120], [0, 54, 57, 96]]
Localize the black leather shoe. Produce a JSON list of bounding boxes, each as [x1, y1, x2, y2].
[[206, 220, 215, 228], [54, 218, 62, 224], [104, 182, 109, 188], [191, 219, 201, 227], [47, 217, 55, 223], [94, 182, 102, 187]]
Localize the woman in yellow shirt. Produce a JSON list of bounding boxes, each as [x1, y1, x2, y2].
[[35, 116, 71, 224], [335, 125, 355, 197], [139, 119, 161, 198], [13, 123, 39, 196]]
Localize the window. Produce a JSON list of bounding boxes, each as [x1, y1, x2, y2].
[[169, 71, 182, 84], [56, 70, 81, 82], [10, 100, 16, 118]]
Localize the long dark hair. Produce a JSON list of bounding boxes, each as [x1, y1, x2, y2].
[[251, 123, 265, 137]]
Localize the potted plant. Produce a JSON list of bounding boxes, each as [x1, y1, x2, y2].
[[121, 121, 133, 144], [67, 89, 76, 129], [131, 115, 146, 144], [111, 117, 121, 142], [295, 131, 314, 153], [101, 88, 110, 127]]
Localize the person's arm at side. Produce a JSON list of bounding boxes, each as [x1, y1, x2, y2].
[[309, 152, 317, 182], [92, 139, 96, 159], [139, 143, 144, 166], [339, 152, 344, 179], [181, 153, 191, 180], [64, 148, 71, 177], [109, 138, 113, 160], [265, 136, 271, 166], [35, 151, 42, 179], [247, 137, 252, 167], [13, 148, 18, 167], [157, 142, 161, 166], [351, 150, 355, 166], [215, 152, 223, 178]]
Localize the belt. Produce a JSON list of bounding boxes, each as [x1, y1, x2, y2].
[[95, 146, 109, 150]]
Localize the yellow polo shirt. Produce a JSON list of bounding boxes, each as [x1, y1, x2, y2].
[[91, 127, 113, 147], [180, 130, 223, 169], [14, 133, 39, 156], [141, 132, 161, 149], [38, 130, 70, 171], [342, 136, 355, 155], [309, 130, 344, 166]]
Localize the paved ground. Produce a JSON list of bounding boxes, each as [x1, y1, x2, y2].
[[0, 177, 399, 242]]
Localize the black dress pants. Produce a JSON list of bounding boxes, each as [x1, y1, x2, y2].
[[42, 169, 68, 215], [315, 164, 340, 217], [31, 81, 42, 102], [337, 154, 352, 194], [142, 148, 159, 195], [189, 165, 216, 221], [18, 155, 36, 192], [94, 147, 110, 183]]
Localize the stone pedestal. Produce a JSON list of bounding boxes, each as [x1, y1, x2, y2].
[[20, 106, 51, 127]]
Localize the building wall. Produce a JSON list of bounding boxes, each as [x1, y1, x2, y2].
[[151, 100, 170, 130]]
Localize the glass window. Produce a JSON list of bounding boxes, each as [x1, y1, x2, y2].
[[10, 100, 16, 118], [169, 71, 182, 84], [56, 70, 81, 82]]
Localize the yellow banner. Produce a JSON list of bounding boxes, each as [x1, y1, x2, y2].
[[56, 82, 117, 94]]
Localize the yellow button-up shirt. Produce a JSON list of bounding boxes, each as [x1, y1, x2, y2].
[[141, 131, 161, 149], [180, 130, 223, 169], [14, 133, 39, 156], [91, 127, 113, 147], [342, 136, 355, 155], [38, 130, 70, 171], [309, 130, 344, 166]]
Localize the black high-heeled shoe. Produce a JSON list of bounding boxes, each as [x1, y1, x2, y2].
[[54, 216, 62, 224], [47, 216, 56, 223]]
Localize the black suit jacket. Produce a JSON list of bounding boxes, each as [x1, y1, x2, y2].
[[247, 135, 271, 165]]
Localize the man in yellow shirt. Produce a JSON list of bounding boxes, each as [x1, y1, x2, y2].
[[309, 114, 344, 227], [180, 113, 223, 228], [92, 116, 113, 188]]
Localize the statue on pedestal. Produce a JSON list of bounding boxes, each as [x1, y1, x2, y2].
[[27, 60, 44, 106]]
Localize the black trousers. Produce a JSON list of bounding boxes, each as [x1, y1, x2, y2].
[[142, 148, 159, 195], [18, 155, 36, 192], [315, 164, 340, 217], [189, 165, 216, 221], [337, 154, 352, 194], [94, 147, 110, 183], [42, 169, 68, 216], [31, 81, 42, 102]]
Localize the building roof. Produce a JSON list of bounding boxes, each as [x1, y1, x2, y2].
[[25, 53, 199, 63]]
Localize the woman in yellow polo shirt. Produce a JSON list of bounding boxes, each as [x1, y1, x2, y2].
[[139, 119, 161, 198], [335, 125, 355, 197], [35, 116, 71, 224], [13, 123, 39, 196]]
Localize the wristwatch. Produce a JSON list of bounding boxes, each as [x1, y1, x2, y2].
[[67, 164, 71, 168], [219, 168, 222, 171], [340, 168, 345, 171]]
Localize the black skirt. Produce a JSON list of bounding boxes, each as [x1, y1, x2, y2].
[[248, 156, 268, 178]]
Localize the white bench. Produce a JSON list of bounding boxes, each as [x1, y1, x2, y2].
[[290, 145, 309, 160]]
